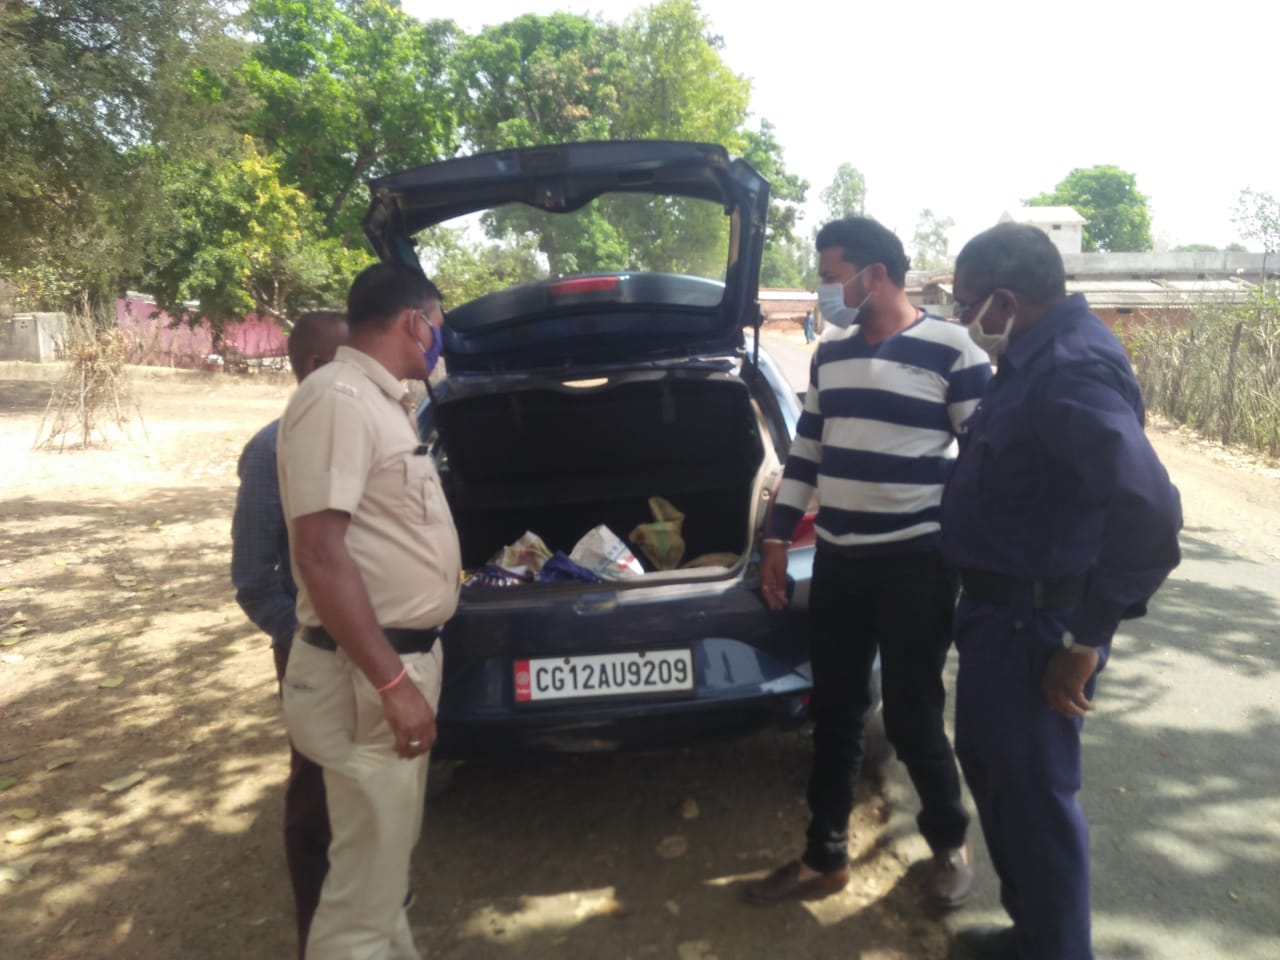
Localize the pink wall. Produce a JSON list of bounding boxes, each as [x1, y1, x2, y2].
[[116, 298, 288, 369]]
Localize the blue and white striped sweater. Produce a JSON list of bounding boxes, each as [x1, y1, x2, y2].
[[767, 313, 992, 555]]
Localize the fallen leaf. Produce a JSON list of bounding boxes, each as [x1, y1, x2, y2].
[[45, 757, 77, 772], [12, 808, 37, 820], [657, 834, 688, 860], [151, 520, 164, 529], [101, 771, 146, 793], [220, 645, 244, 655], [1, 637, 23, 647], [6, 611, 27, 624], [664, 900, 681, 917], [679, 797, 700, 821], [1228, 890, 1240, 902], [0, 775, 15, 792], [98, 676, 125, 689], [5, 823, 49, 845]]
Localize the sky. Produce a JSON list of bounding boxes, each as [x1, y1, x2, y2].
[[402, 0, 1280, 253]]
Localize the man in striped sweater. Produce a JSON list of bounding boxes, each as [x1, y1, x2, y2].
[[746, 217, 992, 908]]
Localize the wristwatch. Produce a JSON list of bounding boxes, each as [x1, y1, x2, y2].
[[1061, 630, 1096, 656]]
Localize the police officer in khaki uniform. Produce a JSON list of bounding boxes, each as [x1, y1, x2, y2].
[[278, 262, 459, 960]]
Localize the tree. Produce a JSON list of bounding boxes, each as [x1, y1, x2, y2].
[[0, 0, 240, 312], [418, 227, 544, 305], [143, 137, 365, 343], [911, 209, 954, 273], [819, 163, 866, 221], [1173, 243, 1223, 253], [743, 119, 810, 288], [1233, 188, 1280, 257], [1025, 165, 1152, 252], [607, 0, 752, 277], [243, 0, 459, 241], [451, 12, 628, 276]]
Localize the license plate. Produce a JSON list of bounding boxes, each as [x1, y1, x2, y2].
[[514, 650, 694, 703]]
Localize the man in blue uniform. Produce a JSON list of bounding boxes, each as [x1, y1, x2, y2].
[[940, 223, 1183, 959]]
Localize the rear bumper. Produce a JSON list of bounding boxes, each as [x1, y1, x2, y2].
[[435, 685, 810, 758], [431, 553, 816, 758], [433, 628, 812, 758]]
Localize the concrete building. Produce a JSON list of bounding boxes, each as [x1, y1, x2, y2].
[[999, 206, 1088, 255], [0, 312, 66, 362]]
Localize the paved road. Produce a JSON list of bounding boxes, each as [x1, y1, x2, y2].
[[761, 329, 1280, 959]]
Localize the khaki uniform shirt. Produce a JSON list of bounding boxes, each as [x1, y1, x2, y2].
[[278, 346, 460, 629]]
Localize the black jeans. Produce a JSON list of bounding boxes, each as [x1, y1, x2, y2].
[[803, 548, 969, 872]]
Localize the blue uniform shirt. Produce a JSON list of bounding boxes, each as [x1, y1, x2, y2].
[[230, 419, 298, 649], [940, 294, 1182, 648]]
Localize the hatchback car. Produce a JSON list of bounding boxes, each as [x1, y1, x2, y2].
[[361, 141, 820, 757]]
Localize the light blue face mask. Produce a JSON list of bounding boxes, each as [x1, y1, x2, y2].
[[816, 266, 872, 329]]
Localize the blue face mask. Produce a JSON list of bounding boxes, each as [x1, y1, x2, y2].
[[422, 324, 443, 376], [816, 266, 872, 330]]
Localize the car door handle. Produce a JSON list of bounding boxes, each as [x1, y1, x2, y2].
[[574, 592, 618, 615]]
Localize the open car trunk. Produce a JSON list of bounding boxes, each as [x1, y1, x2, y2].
[[430, 371, 770, 580]]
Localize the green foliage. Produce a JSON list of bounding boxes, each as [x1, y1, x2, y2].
[[243, 0, 459, 240], [743, 119, 811, 287], [1173, 243, 1223, 253], [3, 0, 810, 330], [418, 227, 545, 305], [143, 137, 367, 340], [613, 0, 749, 145], [1026, 165, 1152, 252], [911, 209, 955, 274], [819, 164, 866, 221], [0, 0, 239, 312], [451, 12, 621, 150]]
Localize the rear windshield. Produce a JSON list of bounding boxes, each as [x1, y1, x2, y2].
[[418, 192, 730, 308]]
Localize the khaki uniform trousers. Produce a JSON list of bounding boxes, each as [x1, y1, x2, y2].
[[283, 637, 442, 960]]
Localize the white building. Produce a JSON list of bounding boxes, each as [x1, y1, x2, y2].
[[999, 206, 1088, 255]]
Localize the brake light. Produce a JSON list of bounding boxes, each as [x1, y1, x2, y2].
[[548, 276, 621, 296]]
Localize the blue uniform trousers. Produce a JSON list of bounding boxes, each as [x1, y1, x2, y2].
[[954, 596, 1107, 960]]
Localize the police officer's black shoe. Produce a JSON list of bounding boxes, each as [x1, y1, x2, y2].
[[954, 924, 1017, 959]]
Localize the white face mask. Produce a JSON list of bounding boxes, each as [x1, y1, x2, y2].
[[966, 295, 1015, 358], [817, 266, 872, 329]]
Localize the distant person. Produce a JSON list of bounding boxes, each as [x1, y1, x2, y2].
[[277, 263, 458, 959], [230, 310, 349, 959], [942, 223, 1182, 959], [803, 309, 816, 343], [747, 217, 991, 910]]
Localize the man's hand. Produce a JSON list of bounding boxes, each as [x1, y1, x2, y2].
[[1041, 646, 1100, 719], [761, 540, 790, 611], [381, 678, 437, 759]]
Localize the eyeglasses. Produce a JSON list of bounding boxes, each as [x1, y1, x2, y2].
[[951, 292, 992, 320]]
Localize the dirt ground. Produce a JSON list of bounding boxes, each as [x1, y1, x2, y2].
[[3, 353, 1278, 960], [0, 362, 949, 960]]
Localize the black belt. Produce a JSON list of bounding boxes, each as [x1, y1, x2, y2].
[[959, 569, 1087, 610], [301, 624, 441, 654]]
